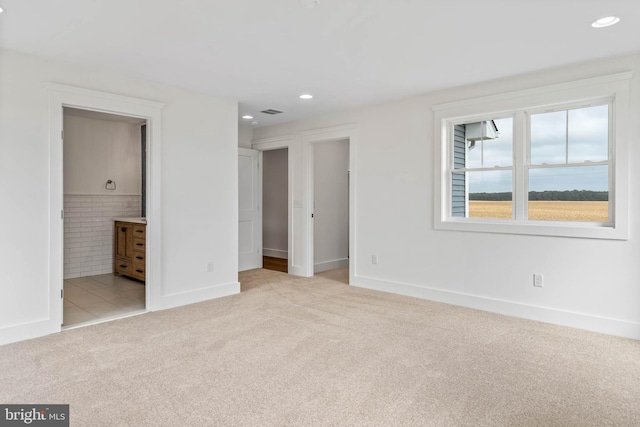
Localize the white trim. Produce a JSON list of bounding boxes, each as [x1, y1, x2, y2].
[[434, 73, 631, 240], [251, 135, 296, 274], [432, 72, 633, 112], [46, 83, 165, 108], [314, 258, 349, 273], [351, 275, 640, 340], [300, 123, 358, 137], [0, 320, 56, 346], [302, 124, 357, 283], [252, 135, 297, 150], [64, 193, 143, 196], [47, 83, 163, 341], [153, 282, 240, 310], [263, 248, 288, 259]]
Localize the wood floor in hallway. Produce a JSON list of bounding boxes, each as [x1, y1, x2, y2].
[[263, 256, 288, 273]]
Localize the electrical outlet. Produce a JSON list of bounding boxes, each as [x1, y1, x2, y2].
[[533, 274, 543, 287], [371, 254, 379, 265], [207, 262, 215, 272]]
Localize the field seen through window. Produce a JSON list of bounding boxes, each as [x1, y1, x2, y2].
[[468, 201, 609, 222]]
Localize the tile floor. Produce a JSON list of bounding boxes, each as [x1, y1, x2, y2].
[[63, 274, 146, 328]]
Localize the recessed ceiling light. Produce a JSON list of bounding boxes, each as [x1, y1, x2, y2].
[[0, 6, 4, 13], [242, 115, 254, 120], [591, 16, 620, 28], [251, 121, 259, 125], [299, 94, 313, 100]]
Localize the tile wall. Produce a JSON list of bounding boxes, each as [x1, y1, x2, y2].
[[64, 195, 141, 279]]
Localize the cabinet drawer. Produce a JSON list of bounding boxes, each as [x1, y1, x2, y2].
[[133, 225, 146, 239], [133, 238, 146, 252], [133, 253, 145, 264], [115, 260, 133, 275], [132, 263, 146, 281]]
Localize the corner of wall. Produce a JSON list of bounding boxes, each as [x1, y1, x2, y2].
[[238, 125, 253, 148]]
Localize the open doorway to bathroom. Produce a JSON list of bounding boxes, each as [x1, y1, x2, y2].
[[62, 107, 147, 328]]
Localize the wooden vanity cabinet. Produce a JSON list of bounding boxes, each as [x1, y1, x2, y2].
[[114, 221, 146, 282]]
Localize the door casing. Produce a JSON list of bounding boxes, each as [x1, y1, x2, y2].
[[49, 83, 163, 332], [302, 125, 356, 282]]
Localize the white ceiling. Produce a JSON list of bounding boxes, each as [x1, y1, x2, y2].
[[1, 0, 639, 128]]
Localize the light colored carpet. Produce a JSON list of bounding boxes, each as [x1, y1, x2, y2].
[[1, 268, 640, 426]]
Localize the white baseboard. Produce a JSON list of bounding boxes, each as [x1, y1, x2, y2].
[[0, 319, 59, 346], [314, 258, 349, 273], [153, 281, 240, 311], [288, 265, 306, 276], [351, 275, 640, 340], [263, 248, 288, 259]]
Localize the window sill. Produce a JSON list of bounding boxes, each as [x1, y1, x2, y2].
[[435, 218, 627, 240]]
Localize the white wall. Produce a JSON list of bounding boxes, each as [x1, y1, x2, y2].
[[314, 140, 349, 272], [0, 48, 239, 345], [252, 53, 640, 339], [63, 114, 141, 195], [262, 148, 288, 259], [238, 125, 253, 149]]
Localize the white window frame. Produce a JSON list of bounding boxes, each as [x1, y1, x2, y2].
[[433, 72, 631, 240]]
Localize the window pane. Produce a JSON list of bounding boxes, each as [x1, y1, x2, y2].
[[451, 170, 512, 218], [482, 118, 513, 167], [568, 105, 608, 163], [530, 110, 567, 165], [528, 165, 608, 222], [455, 119, 512, 169]]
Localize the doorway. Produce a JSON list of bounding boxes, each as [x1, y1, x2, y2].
[[250, 124, 356, 281], [48, 83, 163, 334], [302, 124, 356, 283], [62, 108, 147, 328], [312, 139, 349, 284], [262, 148, 289, 272]]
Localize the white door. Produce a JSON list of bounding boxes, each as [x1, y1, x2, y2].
[[238, 148, 262, 271]]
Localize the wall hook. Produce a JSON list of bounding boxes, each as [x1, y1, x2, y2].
[[105, 180, 116, 191]]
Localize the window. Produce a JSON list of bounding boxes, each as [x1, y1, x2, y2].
[[434, 73, 631, 239], [528, 104, 610, 222]]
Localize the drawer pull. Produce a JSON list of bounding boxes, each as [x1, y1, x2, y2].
[[136, 243, 144, 246], [136, 269, 144, 273], [119, 264, 127, 268], [136, 256, 144, 260], [136, 230, 143, 233]]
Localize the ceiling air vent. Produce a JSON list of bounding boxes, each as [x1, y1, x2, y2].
[[261, 109, 283, 115]]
